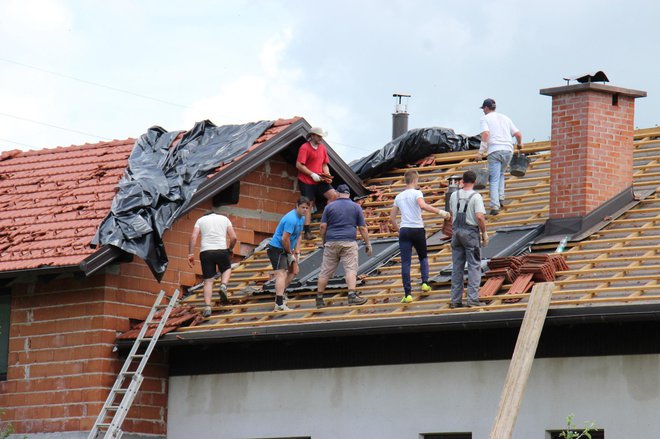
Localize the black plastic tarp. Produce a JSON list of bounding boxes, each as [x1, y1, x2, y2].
[[91, 119, 272, 281], [349, 127, 481, 180]]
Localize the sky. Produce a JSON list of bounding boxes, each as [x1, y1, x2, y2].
[[0, 0, 658, 163]]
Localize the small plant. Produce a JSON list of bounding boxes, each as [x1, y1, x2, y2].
[[0, 408, 14, 439], [559, 413, 598, 439]]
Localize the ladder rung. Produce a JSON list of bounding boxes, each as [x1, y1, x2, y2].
[[88, 289, 180, 438]]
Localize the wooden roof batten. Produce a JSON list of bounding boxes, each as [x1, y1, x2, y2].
[[163, 127, 660, 336]]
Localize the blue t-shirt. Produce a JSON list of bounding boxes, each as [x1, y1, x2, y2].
[[321, 198, 366, 241], [270, 209, 304, 250]]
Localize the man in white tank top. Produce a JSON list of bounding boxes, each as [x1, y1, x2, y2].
[[188, 206, 237, 317]]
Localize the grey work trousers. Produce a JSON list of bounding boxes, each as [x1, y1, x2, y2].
[[450, 227, 482, 304]]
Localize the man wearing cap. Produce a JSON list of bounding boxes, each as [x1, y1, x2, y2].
[[476, 98, 523, 215], [296, 127, 338, 240], [315, 184, 372, 308]]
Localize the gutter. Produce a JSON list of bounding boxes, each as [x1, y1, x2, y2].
[[117, 303, 660, 348]]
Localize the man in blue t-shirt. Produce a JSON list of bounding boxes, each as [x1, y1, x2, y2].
[[267, 197, 311, 312], [315, 184, 372, 308]]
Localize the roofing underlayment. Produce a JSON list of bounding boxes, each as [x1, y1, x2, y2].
[[0, 118, 301, 274], [170, 127, 660, 335]]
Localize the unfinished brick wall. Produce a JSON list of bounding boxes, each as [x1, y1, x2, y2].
[[0, 273, 169, 435], [220, 154, 300, 254], [543, 84, 645, 219], [0, 204, 207, 436]]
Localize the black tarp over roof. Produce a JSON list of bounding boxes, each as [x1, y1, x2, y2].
[[349, 127, 481, 180], [92, 120, 272, 281]]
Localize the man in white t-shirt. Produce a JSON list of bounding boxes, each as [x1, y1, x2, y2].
[[475, 98, 523, 215], [449, 170, 488, 308], [389, 169, 450, 303], [188, 207, 237, 317]]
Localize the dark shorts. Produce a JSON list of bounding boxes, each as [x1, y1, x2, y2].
[[200, 249, 231, 279], [267, 245, 289, 271], [299, 180, 334, 208]]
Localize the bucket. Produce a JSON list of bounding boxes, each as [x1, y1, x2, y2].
[[473, 167, 488, 189], [510, 153, 529, 177]]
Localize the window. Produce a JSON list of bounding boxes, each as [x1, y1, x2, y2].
[[548, 430, 604, 439], [0, 289, 11, 380], [422, 434, 471, 439]]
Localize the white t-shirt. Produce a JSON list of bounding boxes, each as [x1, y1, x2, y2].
[[449, 189, 486, 227], [394, 189, 425, 228], [194, 213, 232, 252], [479, 112, 519, 154]]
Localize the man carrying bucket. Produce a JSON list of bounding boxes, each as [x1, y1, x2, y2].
[[475, 98, 523, 216]]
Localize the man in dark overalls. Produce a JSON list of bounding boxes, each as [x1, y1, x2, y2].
[[448, 170, 489, 308]]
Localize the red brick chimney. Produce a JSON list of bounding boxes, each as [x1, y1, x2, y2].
[[540, 82, 646, 220]]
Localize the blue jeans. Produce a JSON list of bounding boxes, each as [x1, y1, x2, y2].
[[487, 150, 513, 209], [398, 228, 429, 296]]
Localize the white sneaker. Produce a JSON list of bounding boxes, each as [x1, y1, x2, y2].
[[273, 304, 291, 312]]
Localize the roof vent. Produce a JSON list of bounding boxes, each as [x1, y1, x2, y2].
[[392, 93, 411, 140], [563, 70, 609, 85]]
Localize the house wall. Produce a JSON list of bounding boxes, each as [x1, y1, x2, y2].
[[217, 154, 300, 255], [167, 354, 660, 438], [0, 156, 301, 437]]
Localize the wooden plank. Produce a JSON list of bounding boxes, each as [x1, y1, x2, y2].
[[489, 282, 554, 439]]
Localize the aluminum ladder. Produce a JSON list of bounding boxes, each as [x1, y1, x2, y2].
[[87, 289, 180, 439]]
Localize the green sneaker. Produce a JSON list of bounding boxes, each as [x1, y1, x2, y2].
[[421, 282, 432, 293], [400, 295, 413, 304]]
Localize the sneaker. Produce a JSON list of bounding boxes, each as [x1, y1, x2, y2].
[[202, 306, 212, 317], [489, 209, 500, 216], [273, 304, 291, 312], [449, 302, 463, 309], [421, 282, 432, 293], [499, 199, 507, 207], [467, 300, 486, 308], [218, 284, 229, 304], [348, 293, 367, 306], [400, 295, 413, 304], [303, 231, 314, 241], [315, 296, 326, 308]]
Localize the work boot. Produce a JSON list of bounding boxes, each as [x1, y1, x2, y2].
[[304, 230, 314, 241], [348, 292, 367, 306], [218, 284, 229, 304], [449, 302, 463, 309], [315, 296, 326, 308], [467, 300, 486, 308], [489, 209, 500, 216], [202, 305, 212, 318]]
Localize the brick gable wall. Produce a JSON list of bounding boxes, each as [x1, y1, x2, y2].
[[0, 153, 301, 436]]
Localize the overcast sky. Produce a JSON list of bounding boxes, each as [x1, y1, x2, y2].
[[0, 0, 657, 163]]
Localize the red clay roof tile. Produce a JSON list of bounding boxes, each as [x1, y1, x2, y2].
[[0, 117, 302, 273]]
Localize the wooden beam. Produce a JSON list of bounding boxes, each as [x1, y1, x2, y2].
[[489, 282, 553, 439]]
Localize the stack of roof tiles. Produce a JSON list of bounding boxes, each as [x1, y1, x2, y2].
[[480, 254, 568, 302]]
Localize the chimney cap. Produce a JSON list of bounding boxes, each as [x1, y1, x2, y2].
[[563, 70, 609, 85], [540, 82, 647, 98]]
